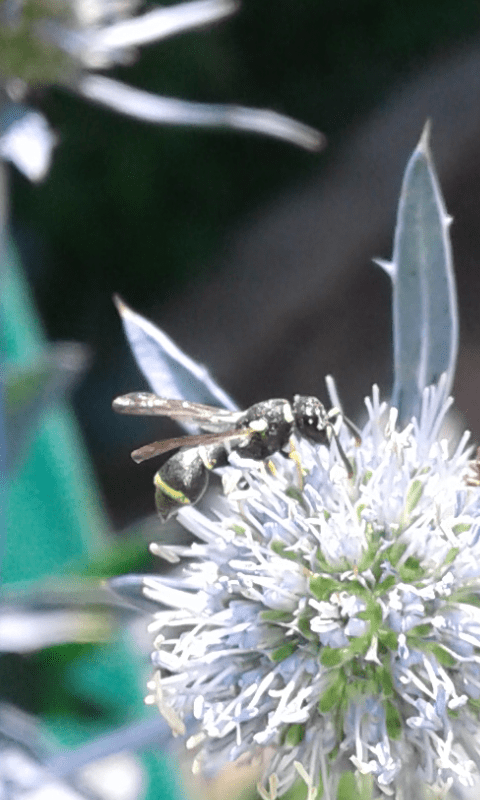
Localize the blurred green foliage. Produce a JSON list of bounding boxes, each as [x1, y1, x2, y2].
[[2, 240, 177, 798]]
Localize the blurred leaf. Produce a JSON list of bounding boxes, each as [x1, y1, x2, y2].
[[0, 606, 111, 653], [2, 240, 108, 580], [0, 703, 105, 800], [108, 575, 160, 614], [5, 341, 89, 473]]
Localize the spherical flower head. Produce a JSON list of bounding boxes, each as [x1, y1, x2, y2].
[[144, 377, 480, 799]]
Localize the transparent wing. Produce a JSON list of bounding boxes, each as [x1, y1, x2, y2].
[[131, 427, 252, 463], [112, 392, 242, 431]]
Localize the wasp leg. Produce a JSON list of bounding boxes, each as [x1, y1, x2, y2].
[[266, 459, 278, 477], [197, 443, 229, 471], [287, 439, 304, 490], [275, 439, 304, 488]]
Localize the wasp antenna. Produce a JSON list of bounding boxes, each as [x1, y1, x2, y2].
[[327, 405, 361, 446], [331, 428, 354, 478], [343, 415, 362, 446]]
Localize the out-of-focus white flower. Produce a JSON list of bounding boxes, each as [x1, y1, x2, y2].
[[35, 0, 240, 72], [142, 376, 480, 798], [0, 703, 143, 799], [0, 107, 56, 181], [0, 0, 324, 180]]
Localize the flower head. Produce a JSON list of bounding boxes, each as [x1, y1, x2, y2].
[[143, 377, 480, 798]]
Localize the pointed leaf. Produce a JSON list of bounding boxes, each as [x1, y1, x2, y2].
[[386, 123, 458, 423], [114, 296, 239, 433]]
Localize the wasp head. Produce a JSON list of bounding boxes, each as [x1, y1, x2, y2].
[[293, 395, 331, 445]]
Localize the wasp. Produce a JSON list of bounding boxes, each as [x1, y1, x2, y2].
[[112, 393, 359, 521]]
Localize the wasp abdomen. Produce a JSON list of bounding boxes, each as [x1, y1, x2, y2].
[[154, 444, 228, 521]]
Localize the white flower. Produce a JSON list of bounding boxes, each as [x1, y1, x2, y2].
[[142, 376, 480, 798], [0, 108, 56, 181], [0, 0, 323, 180]]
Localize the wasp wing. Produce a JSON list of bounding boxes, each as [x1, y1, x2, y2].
[[131, 427, 252, 463], [113, 393, 242, 432]]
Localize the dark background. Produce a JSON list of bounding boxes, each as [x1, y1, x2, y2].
[[10, 0, 480, 527]]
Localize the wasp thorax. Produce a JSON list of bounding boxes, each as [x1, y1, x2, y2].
[[293, 395, 330, 444], [236, 399, 295, 460]]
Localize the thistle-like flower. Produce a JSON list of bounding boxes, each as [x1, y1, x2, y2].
[[143, 377, 480, 800], [0, 0, 323, 180], [115, 128, 480, 798]]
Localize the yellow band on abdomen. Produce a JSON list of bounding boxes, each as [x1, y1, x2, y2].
[[154, 474, 191, 504]]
